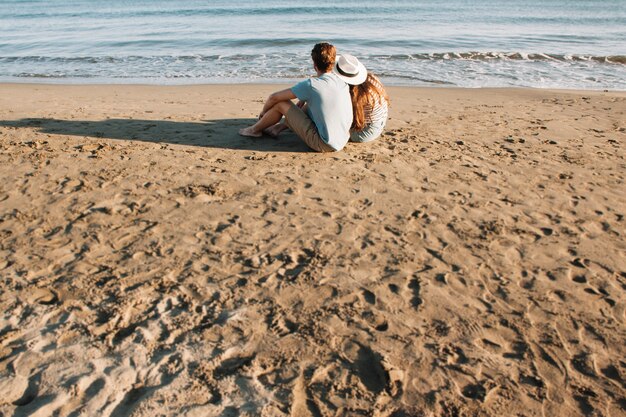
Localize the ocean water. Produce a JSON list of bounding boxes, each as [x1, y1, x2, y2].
[[0, 0, 625, 89]]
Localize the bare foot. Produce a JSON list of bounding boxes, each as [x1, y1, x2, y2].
[[263, 124, 287, 138], [239, 126, 262, 137]]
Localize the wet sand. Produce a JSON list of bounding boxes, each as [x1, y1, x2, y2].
[[0, 84, 625, 416]]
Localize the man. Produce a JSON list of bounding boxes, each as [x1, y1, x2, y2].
[[239, 43, 366, 152]]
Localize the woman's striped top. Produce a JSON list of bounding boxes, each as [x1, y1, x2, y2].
[[364, 95, 389, 126]]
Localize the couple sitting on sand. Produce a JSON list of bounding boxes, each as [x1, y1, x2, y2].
[[239, 42, 389, 152]]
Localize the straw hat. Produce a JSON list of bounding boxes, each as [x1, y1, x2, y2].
[[333, 54, 367, 85]]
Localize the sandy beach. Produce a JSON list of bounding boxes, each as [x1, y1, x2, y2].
[[0, 83, 625, 416]]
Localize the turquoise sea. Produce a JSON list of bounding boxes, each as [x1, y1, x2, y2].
[[0, 0, 625, 89]]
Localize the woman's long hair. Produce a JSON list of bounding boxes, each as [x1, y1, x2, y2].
[[350, 73, 389, 131]]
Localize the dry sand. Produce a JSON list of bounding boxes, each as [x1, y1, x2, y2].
[[0, 83, 625, 417]]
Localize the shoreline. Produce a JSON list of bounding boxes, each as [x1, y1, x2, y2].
[[0, 83, 625, 416], [2, 80, 626, 93]]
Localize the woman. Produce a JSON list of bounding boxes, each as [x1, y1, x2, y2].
[[349, 72, 389, 143]]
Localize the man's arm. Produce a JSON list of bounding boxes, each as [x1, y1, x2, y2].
[[260, 88, 297, 117]]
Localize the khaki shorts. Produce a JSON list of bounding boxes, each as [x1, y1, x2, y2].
[[285, 103, 335, 153]]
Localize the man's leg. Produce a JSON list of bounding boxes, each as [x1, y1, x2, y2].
[[264, 101, 309, 137], [239, 101, 292, 137], [284, 103, 335, 152], [263, 122, 289, 138]]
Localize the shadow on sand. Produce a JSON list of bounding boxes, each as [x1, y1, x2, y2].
[[0, 117, 313, 153]]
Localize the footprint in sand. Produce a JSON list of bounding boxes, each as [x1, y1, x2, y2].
[[547, 289, 568, 303], [600, 364, 623, 384], [27, 288, 59, 305], [59, 177, 84, 194], [407, 276, 423, 309], [461, 380, 497, 403], [571, 352, 597, 378], [361, 289, 376, 305], [0, 374, 32, 406], [539, 227, 554, 236], [212, 351, 255, 380], [268, 310, 297, 337], [340, 341, 389, 395], [360, 309, 389, 332], [570, 257, 590, 268]]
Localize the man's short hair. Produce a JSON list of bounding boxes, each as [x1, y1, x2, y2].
[[311, 43, 336, 73]]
